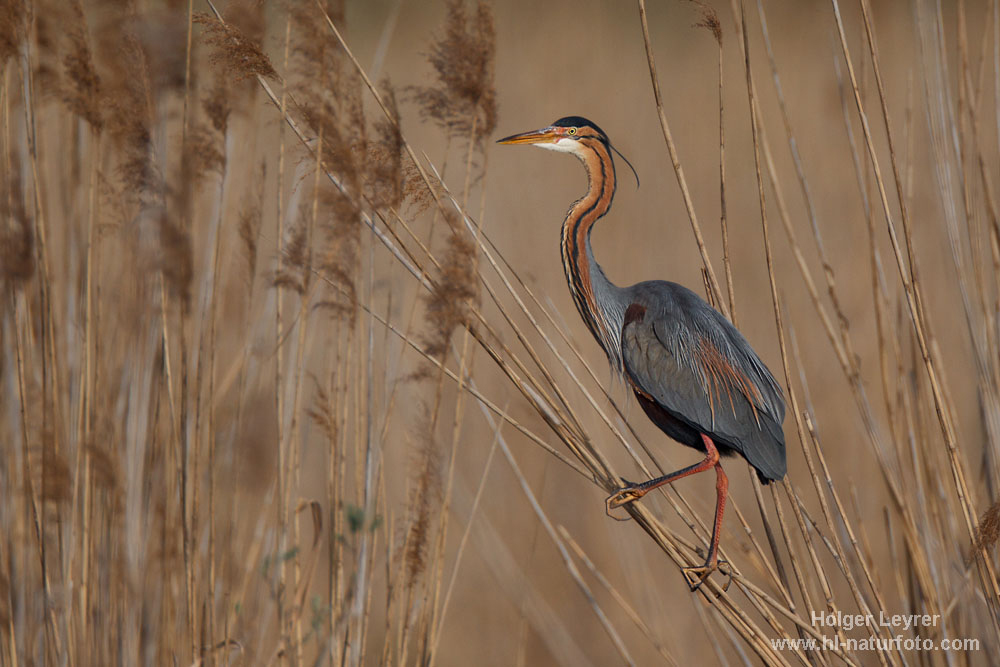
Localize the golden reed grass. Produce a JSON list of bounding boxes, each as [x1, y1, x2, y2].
[[2, 0, 1000, 665]]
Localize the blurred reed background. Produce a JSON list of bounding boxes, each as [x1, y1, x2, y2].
[[2, 0, 1000, 664]]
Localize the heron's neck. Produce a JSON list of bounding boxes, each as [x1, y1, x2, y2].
[[560, 141, 624, 368]]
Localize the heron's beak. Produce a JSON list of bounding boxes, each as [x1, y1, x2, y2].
[[496, 127, 561, 145]]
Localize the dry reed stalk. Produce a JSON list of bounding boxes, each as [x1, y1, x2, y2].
[[68, 125, 100, 665], [17, 21, 67, 663], [703, 5, 805, 612], [205, 126, 230, 667], [62, 6, 103, 655], [332, 266, 833, 661], [427, 141, 493, 662], [750, 4, 851, 368], [911, 8, 1000, 640], [284, 130, 324, 663], [737, 5, 854, 661], [349, 321, 370, 665], [927, 0, 1000, 504], [786, 328, 901, 660], [273, 11, 291, 662], [360, 480, 382, 667], [12, 0, 1000, 662], [754, 0, 853, 349], [75, 3, 492, 656], [706, 8, 736, 321], [334, 333, 351, 660], [368, 154, 448, 667], [179, 174, 195, 666], [224, 168, 264, 655], [757, 53, 905, 644], [362, 166, 381, 667], [833, 50, 945, 621], [181, 0, 194, 137], [856, 59, 904, 452], [430, 404, 503, 657], [424, 267, 477, 662], [425, 177, 619, 454], [400, 352, 451, 662], [559, 526, 679, 666], [308, 0, 486, 261], [407, 44, 494, 648], [636, 0, 728, 319], [305, 265, 587, 476], [381, 501, 399, 667], [747, 2, 905, 514], [495, 417, 636, 666], [669, 0, 805, 614], [716, 7, 980, 656], [804, 411, 893, 630], [450, 254, 586, 439], [842, 0, 1000, 609], [960, 2, 1000, 500], [9, 290, 34, 667], [362, 306, 587, 474], [374, 234, 451, 661]]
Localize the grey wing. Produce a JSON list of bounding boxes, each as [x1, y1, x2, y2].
[[620, 297, 787, 480]]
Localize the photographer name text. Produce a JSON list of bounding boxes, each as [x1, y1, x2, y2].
[[813, 611, 940, 632]]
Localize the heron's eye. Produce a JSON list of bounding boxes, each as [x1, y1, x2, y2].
[[567, 127, 577, 135]]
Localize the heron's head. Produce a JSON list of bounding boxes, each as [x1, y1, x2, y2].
[[496, 116, 609, 156], [497, 116, 639, 187]]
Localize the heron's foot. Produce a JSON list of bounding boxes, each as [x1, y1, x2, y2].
[[605, 479, 644, 520], [682, 559, 731, 592]]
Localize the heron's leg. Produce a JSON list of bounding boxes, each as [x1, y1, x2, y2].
[[706, 461, 729, 567], [682, 460, 730, 591], [605, 433, 720, 511]]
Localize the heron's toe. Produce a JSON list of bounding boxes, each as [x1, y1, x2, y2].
[[682, 560, 725, 592], [716, 559, 733, 592], [605, 487, 641, 509]]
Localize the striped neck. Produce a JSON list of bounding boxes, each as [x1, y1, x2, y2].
[[560, 137, 623, 368]]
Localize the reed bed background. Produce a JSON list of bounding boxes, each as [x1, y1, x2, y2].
[[2, 0, 1000, 664]]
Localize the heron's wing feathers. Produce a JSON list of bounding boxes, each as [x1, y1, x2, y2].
[[620, 295, 786, 480]]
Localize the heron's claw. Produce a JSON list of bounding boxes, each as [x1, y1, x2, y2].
[[604, 480, 643, 520], [682, 558, 731, 592], [718, 560, 733, 591]]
